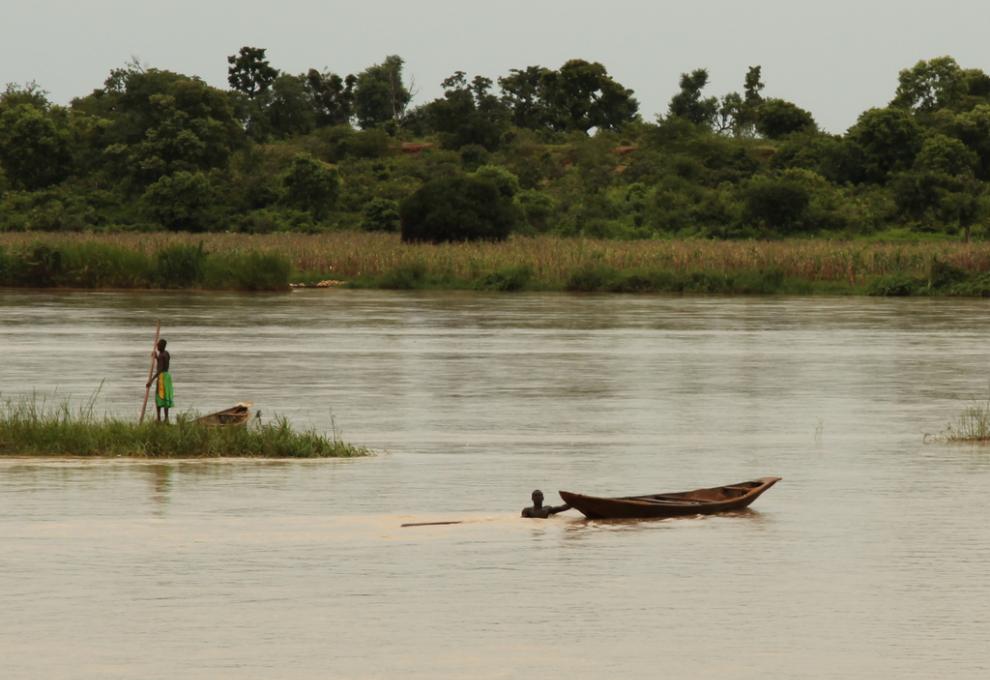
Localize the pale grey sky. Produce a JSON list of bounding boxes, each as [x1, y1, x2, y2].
[[4, 0, 988, 132]]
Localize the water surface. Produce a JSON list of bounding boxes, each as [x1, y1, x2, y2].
[[1, 290, 989, 679]]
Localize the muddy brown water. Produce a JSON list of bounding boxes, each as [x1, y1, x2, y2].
[[1, 290, 989, 679]]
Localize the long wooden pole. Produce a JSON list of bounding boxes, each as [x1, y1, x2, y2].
[[139, 321, 161, 423]]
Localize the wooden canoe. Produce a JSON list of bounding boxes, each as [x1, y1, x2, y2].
[[559, 476, 782, 519], [195, 402, 253, 427]]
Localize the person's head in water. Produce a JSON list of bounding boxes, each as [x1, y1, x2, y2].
[[521, 489, 569, 518], [158, 339, 167, 351]]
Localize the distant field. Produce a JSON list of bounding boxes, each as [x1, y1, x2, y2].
[[2, 231, 990, 295]]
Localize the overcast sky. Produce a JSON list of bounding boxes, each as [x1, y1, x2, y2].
[[4, 0, 989, 132]]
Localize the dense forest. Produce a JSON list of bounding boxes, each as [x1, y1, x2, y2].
[[1, 50, 989, 241]]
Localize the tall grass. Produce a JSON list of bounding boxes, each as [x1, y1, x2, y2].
[[927, 399, 990, 444], [0, 395, 370, 458], [4, 231, 990, 294], [0, 239, 290, 291]]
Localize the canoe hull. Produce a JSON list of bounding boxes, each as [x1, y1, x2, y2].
[[559, 477, 781, 520], [195, 402, 252, 427]]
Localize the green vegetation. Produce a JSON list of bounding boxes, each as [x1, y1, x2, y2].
[[5, 232, 990, 296], [3, 53, 990, 243], [927, 398, 990, 443], [0, 239, 290, 290], [0, 395, 371, 458]]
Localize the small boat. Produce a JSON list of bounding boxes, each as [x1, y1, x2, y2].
[[195, 402, 253, 427], [559, 476, 782, 520]]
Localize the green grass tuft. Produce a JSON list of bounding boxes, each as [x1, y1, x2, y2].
[[0, 395, 370, 458], [927, 399, 990, 444]]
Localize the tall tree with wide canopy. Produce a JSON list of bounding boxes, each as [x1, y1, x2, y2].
[[756, 99, 816, 139], [306, 69, 355, 127], [667, 69, 718, 127], [847, 107, 922, 183], [353, 55, 411, 129], [497, 60, 637, 133], [422, 71, 509, 149], [72, 65, 243, 188], [227, 46, 279, 99], [0, 103, 72, 190]]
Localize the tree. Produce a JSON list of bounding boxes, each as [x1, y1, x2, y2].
[[142, 170, 214, 230], [353, 55, 411, 129], [541, 59, 639, 132], [0, 104, 72, 190], [771, 132, 863, 184], [472, 164, 520, 198], [755, 99, 816, 138], [422, 71, 509, 150], [266, 74, 316, 138], [714, 66, 764, 136], [305, 69, 355, 127], [362, 197, 400, 231], [846, 107, 922, 183], [914, 133, 978, 176], [892, 57, 965, 113], [0, 82, 51, 113], [227, 46, 279, 99], [892, 134, 982, 237], [498, 66, 549, 129], [73, 66, 243, 187], [497, 61, 638, 133], [951, 104, 990, 179], [281, 153, 340, 220], [400, 176, 516, 243], [667, 69, 718, 127], [741, 171, 814, 234]]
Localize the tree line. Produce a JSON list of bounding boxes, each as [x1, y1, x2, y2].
[[1, 50, 989, 241]]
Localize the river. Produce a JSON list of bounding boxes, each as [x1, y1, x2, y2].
[[1, 290, 988, 679]]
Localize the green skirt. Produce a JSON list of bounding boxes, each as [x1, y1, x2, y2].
[[155, 372, 174, 408]]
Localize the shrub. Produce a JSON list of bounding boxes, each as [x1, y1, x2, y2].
[[928, 257, 967, 289], [378, 261, 428, 289], [565, 263, 619, 292], [281, 153, 340, 220], [516, 190, 555, 232], [476, 265, 532, 291], [8, 243, 64, 286], [868, 274, 922, 296], [400, 176, 517, 243], [155, 243, 206, 287], [756, 99, 817, 139], [459, 144, 490, 171], [204, 251, 290, 291], [142, 171, 215, 231], [362, 197, 400, 232], [741, 172, 812, 233]]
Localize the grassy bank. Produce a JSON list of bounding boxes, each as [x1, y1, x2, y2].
[[0, 397, 371, 458], [3, 231, 990, 295], [0, 238, 290, 291]]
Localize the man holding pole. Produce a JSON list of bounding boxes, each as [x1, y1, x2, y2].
[[146, 339, 174, 423]]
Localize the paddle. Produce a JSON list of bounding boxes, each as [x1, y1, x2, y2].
[[400, 521, 464, 528], [139, 321, 161, 423]]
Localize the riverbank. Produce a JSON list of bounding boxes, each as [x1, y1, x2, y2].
[[0, 398, 371, 458], [3, 232, 990, 295]]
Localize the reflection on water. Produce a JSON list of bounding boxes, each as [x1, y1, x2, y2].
[[2, 290, 990, 679]]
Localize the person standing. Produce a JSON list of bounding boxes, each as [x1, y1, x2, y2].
[[146, 339, 174, 423]]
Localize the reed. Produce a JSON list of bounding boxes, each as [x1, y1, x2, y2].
[[0, 395, 371, 458], [927, 399, 990, 444], [3, 231, 990, 294], [0, 238, 290, 291]]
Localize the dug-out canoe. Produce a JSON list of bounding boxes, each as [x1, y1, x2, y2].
[[195, 402, 253, 427], [559, 476, 781, 519]]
